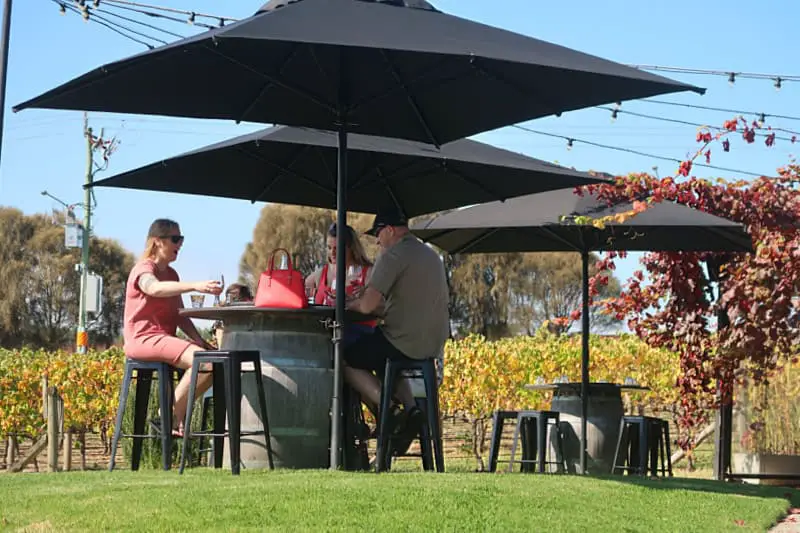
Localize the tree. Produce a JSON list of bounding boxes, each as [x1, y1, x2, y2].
[[448, 254, 520, 339], [239, 205, 378, 287], [509, 252, 621, 335], [577, 117, 800, 446], [0, 208, 38, 346], [0, 208, 135, 350]]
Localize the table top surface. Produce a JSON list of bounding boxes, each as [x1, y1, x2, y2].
[[524, 382, 651, 391], [179, 303, 373, 322]]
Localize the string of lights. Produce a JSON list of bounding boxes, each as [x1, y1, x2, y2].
[[597, 106, 799, 142], [97, 1, 221, 30], [94, 5, 185, 39], [510, 124, 771, 178], [629, 64, 799, 88], [639, 99, 800, 124], [55, 0, 159, 49], [101, 0, 237, 24]]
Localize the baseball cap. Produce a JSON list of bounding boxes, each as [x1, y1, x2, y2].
[[365, 206, 408, 236]]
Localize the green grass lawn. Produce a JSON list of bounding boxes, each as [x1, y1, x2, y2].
[[0, 469, 795, 532]]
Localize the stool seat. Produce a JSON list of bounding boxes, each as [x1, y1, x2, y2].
[[612, 415, 672, 477], [178, 350, 274, 475], [376, 358, 444, 473], [109, 359, 182, 471]]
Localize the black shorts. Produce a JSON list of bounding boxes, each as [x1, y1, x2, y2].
[[344, 327, 412, 375]]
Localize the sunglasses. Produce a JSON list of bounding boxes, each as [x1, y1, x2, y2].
[[160, 235, 185, 244]]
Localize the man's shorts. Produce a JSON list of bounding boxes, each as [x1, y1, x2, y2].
[[344, 327, 413, 375]]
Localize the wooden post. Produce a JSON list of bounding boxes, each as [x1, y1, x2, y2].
[[63, 430, 72, 472], [47, 386, 59, 473]]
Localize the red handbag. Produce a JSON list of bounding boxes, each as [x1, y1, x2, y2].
[[254, 249, 308, 309]]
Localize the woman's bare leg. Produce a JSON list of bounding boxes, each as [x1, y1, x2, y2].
[[172, 344, 213, 428]]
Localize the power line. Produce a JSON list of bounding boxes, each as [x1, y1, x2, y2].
[[510, 124, 771, 178]]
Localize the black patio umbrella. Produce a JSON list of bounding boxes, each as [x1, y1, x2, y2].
[[91, 125, 610, 214], [13, 0, 704, 469], [410, 188, 753, 474]]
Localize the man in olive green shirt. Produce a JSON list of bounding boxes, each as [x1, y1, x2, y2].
[[346, 207, 449, 450]]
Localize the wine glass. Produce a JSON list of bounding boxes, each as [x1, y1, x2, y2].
[[211, 273, 225, 306], [346, 265, 363, 296]]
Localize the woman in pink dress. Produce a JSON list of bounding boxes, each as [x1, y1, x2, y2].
[[123, 218, 223, 435]]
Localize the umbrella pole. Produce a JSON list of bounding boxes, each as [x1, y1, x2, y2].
[[330, 126, 348, 470], [580, 250, 590, 475]]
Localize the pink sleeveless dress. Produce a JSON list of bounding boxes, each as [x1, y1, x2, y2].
[[123, 259, 194, 365]]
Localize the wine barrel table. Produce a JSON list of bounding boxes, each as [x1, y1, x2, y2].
[[525, 382, 649, 474], [180, 304, 369, 470]]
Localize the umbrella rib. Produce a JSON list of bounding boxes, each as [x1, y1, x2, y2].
[[379, 50, 441, 148], [349, 158, 427, 190], [451, 228, 501, 254], [539, 226, 583, 252], [235, 145, 334, 203], [236, 43, 303, 124], [311, 145, 337, 191], [204, 42, 337, 115], [375, 168, 407, 218], [470, 58, 563, 119], [443, 164, 508, 202], [346, 56, 451, 115]]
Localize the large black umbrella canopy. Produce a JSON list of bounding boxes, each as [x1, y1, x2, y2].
[[91, 126, 610, 215], [411, 187, 753, 253], [411, 188, 752, 475], [14, 0, 703, 471], [14, 0, 703, 139]]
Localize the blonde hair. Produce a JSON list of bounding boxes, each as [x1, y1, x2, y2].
[[328, 223, 372, 267], [140, 218, 180, 261]]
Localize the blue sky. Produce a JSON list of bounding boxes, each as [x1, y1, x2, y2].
[[1, 0, 797, 312]]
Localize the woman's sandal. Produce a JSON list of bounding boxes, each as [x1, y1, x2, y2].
[[149, 419, 184, 438]]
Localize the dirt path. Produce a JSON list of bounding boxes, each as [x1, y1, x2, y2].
[[770, 508, 800, 533]]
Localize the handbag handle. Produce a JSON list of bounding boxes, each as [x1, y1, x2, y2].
[[267, 248, 294, 272]]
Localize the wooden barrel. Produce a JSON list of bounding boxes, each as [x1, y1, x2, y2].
[[549, 383, 624, 474], [219, 308, 334, 470]]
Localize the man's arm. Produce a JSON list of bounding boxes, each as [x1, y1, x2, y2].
[[347, 286, 384, 315]]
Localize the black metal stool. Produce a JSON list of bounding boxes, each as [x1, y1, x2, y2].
[[376, 358, 444, 473], [612, 415, 673, 477], [507, 410, 567, 473], [178, 350, 274, 475], [487, 410, 521, 472], [109, 359, 181, 471]]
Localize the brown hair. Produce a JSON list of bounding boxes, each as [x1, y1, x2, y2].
[[140, 218, 180, 261], [328, 223, 372, 267]]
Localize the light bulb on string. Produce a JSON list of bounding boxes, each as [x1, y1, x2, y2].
[[566, 138, 574, 151], [611, 108, 619, 122], [728, 72, 736, 86], [188, 12, 196, 25], [219, 18, 225, 27], [775, 77, 782, 91], [59, 2, 66, 14], [93, 0, 100, 6], [758, 113, 766, 128]]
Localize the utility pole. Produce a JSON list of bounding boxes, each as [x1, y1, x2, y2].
[[76, 113, 94, 354], [0, 0, 13, 171]]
